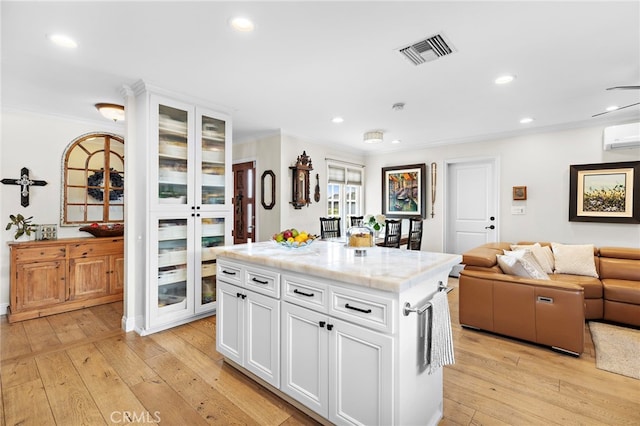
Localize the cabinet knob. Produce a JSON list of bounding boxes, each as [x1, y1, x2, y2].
[[319, 321, 326, 328], [327, 324, 334, 331]]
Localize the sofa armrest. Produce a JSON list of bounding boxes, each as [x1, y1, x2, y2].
[[462, 242, 512, 268], [460, 270, 584, 291]]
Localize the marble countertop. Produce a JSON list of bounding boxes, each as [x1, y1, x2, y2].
[[214, 240, 462, 293]]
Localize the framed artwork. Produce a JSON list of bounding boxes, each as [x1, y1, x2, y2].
[[569, 161, 640, 223], [381, 163, 427, 219], [513, 186, 527, 200]]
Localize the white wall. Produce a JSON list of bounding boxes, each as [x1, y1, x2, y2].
[[365, 124, 640, 251], [233, 132, 282, 242], [234, 133, 365, 239], [1, 110, 124, 311]]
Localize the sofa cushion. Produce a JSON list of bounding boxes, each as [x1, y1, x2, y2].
[[549, 274, 603, 299], [509, 243, 555, 273], [551, 243, 599, 278], [602, 279, 640, 305]]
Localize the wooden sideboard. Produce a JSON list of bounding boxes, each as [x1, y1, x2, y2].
[[7, 236, 124, 323]]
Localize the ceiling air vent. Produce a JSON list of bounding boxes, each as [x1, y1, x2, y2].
[[398, 34, 454, 66]]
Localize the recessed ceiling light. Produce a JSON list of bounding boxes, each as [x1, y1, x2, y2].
[[495, 75, 515, 85], [47, 33, 77, 49], [391, 139, 401, 144], [606, 105, 619, 112], [331, 116, 344, 124], [230, 17, 254, 32], [520, 117, 534, 124]]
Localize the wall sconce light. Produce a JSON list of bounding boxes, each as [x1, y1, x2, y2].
[[363, 131, 384, 144], [95, 103, 125, 122]]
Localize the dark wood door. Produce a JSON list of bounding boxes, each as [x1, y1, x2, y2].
[[233, 161, 256, 244]]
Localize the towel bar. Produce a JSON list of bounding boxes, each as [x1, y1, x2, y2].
[[403, 281, 453, 316]]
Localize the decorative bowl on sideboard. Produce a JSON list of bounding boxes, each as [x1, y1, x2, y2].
[[79, 224, 124, 238]]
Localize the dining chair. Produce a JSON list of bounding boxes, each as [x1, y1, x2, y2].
[[319, 217, 341, 239], [382, 219, 402, 248], [407, 217, 423, 250], [349, 216, 364, 227]]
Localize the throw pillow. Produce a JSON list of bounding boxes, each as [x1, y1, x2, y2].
[[551, 242, 599, 278], [497, 252, 550, 280], [509, 243, 555, 273]]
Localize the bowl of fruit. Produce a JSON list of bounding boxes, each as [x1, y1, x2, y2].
[[272, 228, 318, 249]]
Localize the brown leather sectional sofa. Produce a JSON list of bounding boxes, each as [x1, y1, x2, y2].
[[458, 242, 640, 355]]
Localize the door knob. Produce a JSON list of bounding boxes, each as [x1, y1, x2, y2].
[[485, 225, 495, 230]]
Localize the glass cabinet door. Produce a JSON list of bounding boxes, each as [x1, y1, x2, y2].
[[152, 217, 193, 323], [157, 102, 192, 207], [199, 114, 227, 206], [195, 214, 230, 313]]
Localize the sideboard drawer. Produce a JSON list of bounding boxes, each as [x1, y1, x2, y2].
[[69, 239, 123, 258], [14, 246, 66, 262], [217, 261, 242, 285], [330, 286, 395, 333], [283, 274, 329, 313], [246, 266, 280, 298]]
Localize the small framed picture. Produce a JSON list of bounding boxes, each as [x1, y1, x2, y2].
[[513, 186, 527, 200]]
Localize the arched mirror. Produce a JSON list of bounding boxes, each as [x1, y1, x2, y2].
[[61, 132, 124, 225]]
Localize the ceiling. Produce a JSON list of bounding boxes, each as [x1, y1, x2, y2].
[[2, 1, 640, 154]]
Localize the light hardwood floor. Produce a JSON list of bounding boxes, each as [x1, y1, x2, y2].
[[1, 278, 639, 425]]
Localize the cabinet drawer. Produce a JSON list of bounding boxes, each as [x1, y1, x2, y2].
[[217, 261, 242, 285], [246, 267, 280, 298], [283, 274, 328, 313], [14, 246, 66, 262], [330, 287, 394, 333], [69, 240, 123, 258]]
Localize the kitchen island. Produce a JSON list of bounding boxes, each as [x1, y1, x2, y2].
[[215, 240, 461, 426]]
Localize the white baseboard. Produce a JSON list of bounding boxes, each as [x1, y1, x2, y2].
[[1, 303, 9, 317]]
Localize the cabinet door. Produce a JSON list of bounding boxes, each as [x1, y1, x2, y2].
[[152, 95, 195, 211], [195, 213, 232, 314], [14, 261, 66, 311], [110, 254, 125, 294], [216, 281, 243, 365], [150, 214, 194, 327], [244, 291, 280, 387], [69, 256, 110, 300], [281, 302, 329, 417], [328, 318, 393, 426], [196, 108, 232, 211]]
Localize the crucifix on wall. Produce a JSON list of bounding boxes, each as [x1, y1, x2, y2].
[[1, 167, 48, 207]]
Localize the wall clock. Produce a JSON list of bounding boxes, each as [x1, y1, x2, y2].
[[289, 151, 313, 209]]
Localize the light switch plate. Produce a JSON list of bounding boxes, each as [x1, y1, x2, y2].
[[511, 206, 526, 215]]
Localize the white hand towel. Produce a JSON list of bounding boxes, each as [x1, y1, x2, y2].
[[424, 290, 455, 373]]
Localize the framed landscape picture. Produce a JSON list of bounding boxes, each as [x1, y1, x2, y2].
[[382, 163, 427, 219], [569, 161, 640, 223]]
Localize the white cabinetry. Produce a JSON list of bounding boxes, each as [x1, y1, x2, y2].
[[215, 243, 461, 426], [281, 275, 393, 425], [134, 83, 232, 333], [216, 261, 280, 387]]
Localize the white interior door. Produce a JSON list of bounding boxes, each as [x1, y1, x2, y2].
[[445, 158, 499, 262]]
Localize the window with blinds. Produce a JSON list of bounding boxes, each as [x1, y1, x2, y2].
[[327, 163, 364, 228]]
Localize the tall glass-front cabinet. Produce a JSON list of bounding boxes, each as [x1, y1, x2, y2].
[[139, 87, 232, 333]]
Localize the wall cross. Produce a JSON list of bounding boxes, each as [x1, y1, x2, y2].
[[1, 167, 48, 207]]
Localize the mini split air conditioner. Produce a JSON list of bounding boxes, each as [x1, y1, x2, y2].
[[603, 122, 640, 150]]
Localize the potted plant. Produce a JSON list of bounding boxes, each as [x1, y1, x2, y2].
[[6, 213, 35, 240]]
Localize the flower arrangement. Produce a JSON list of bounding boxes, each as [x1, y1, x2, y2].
[[365, 214, 386, 231]]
